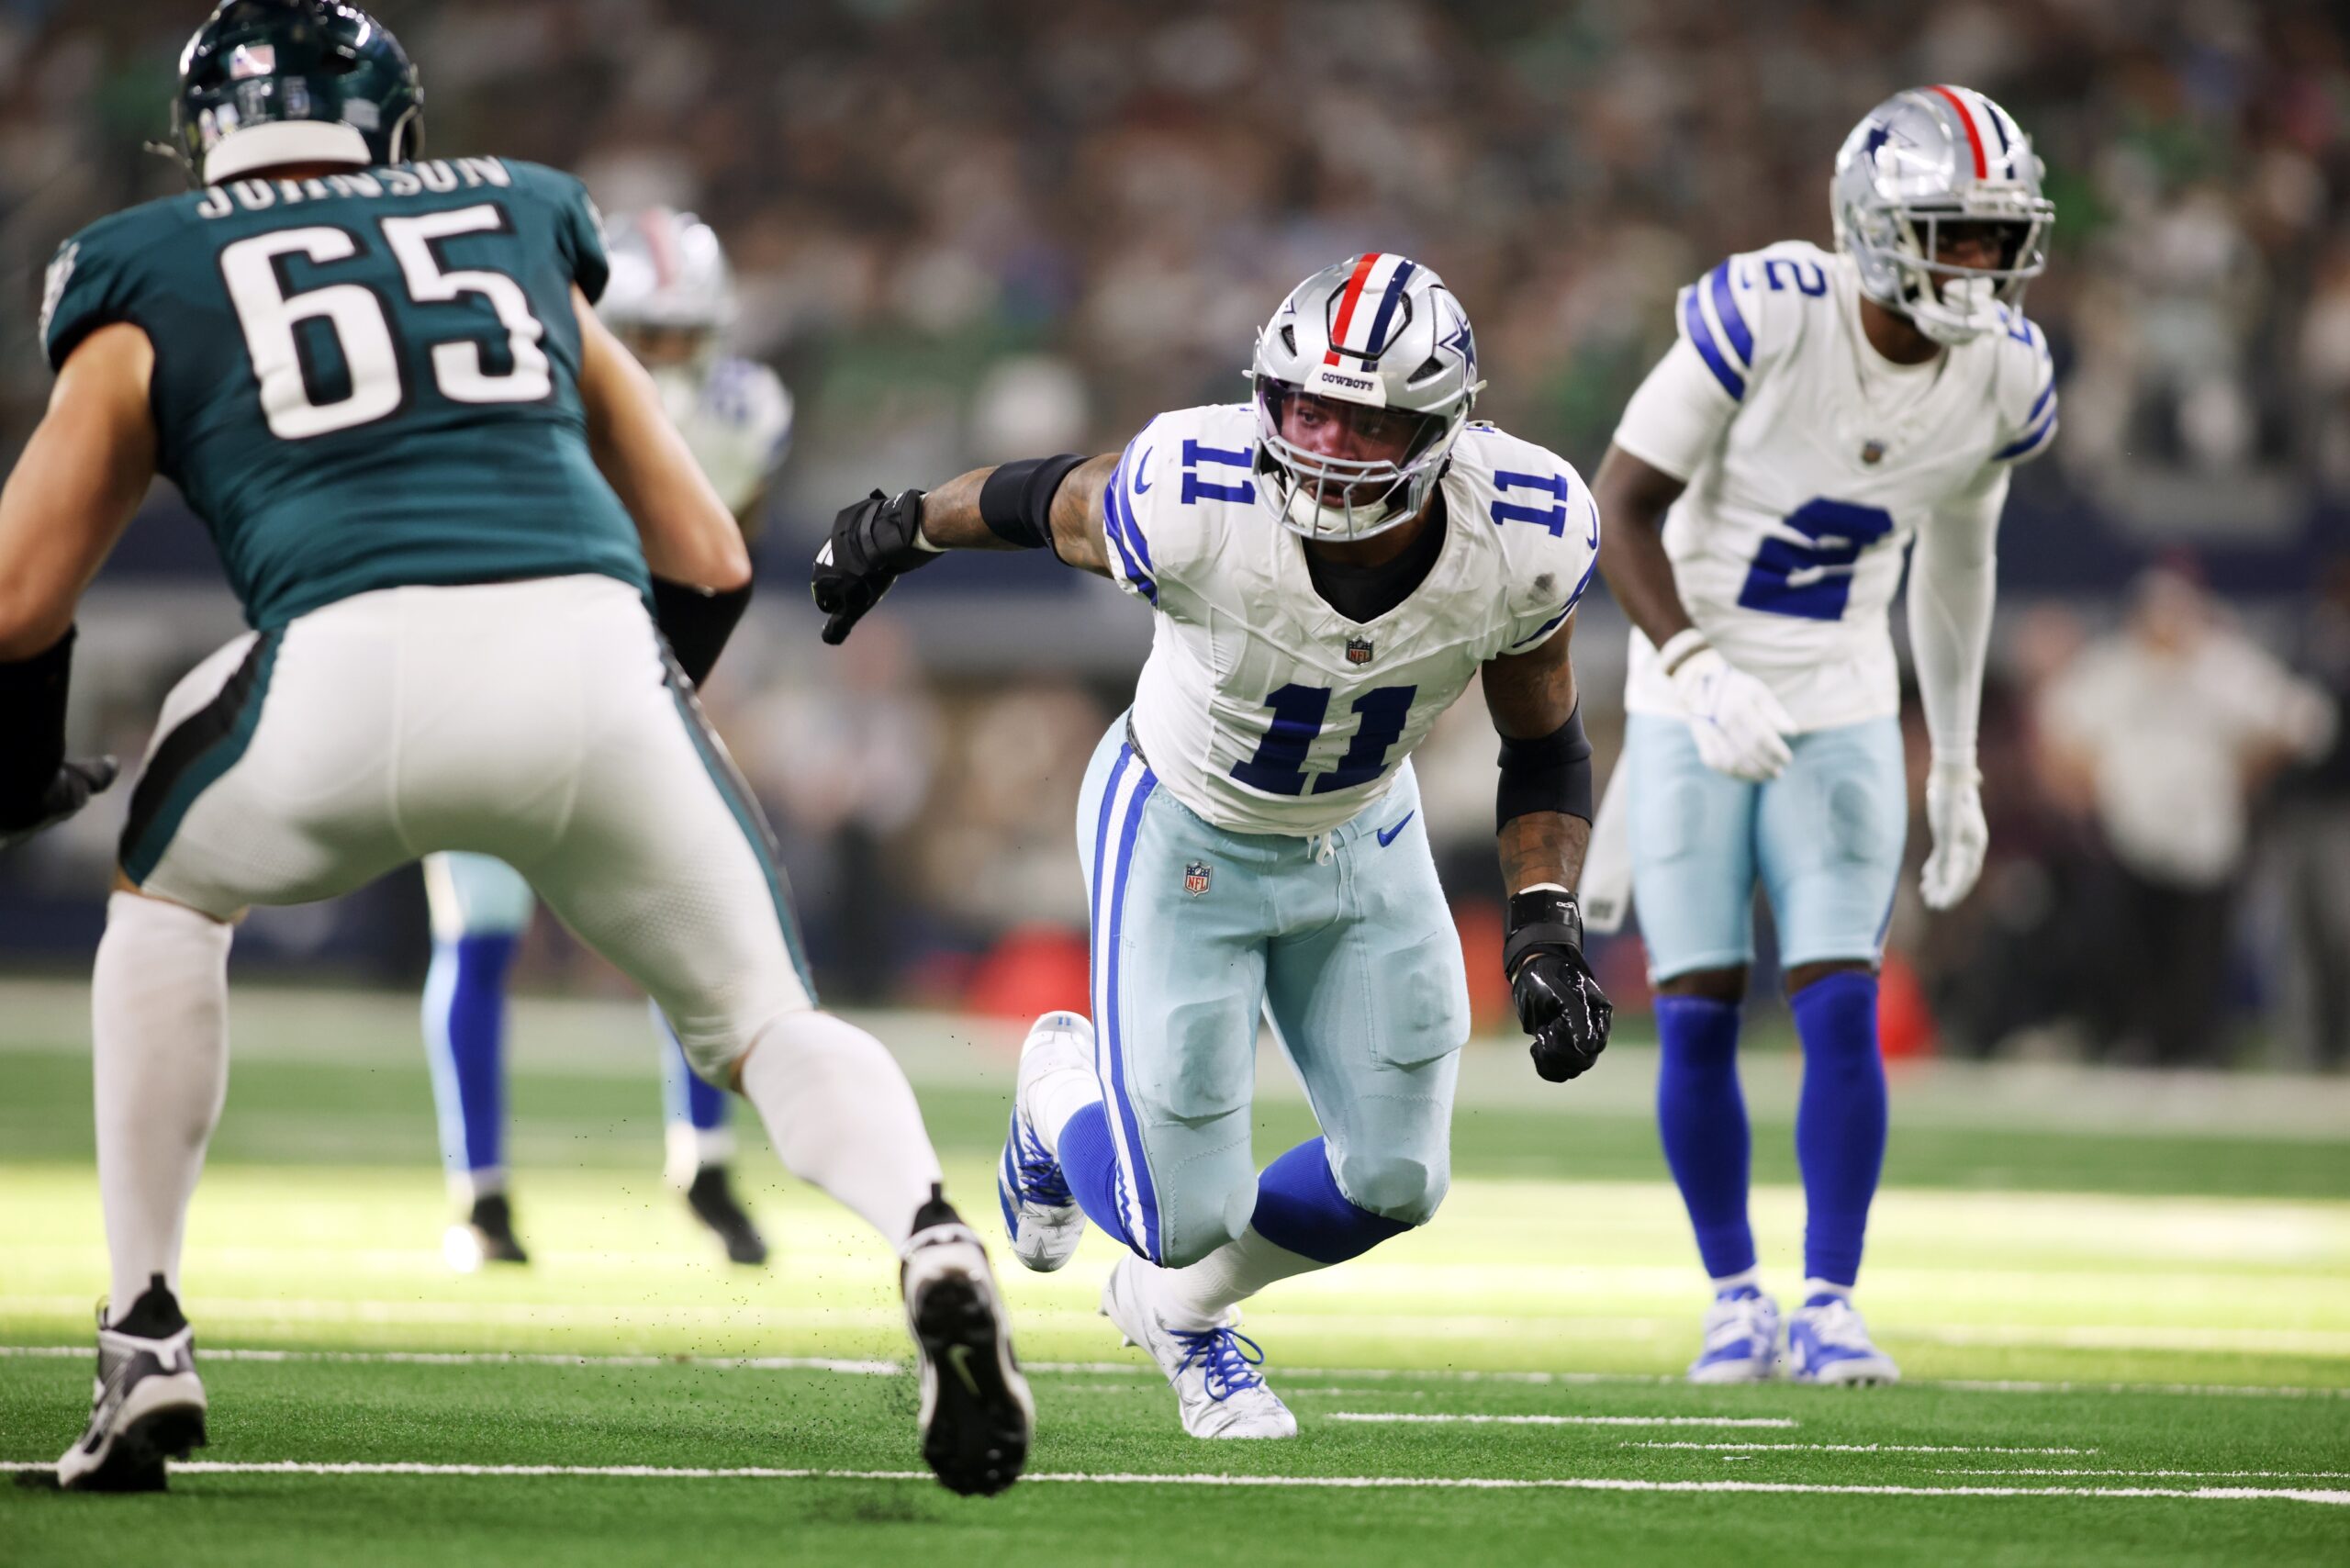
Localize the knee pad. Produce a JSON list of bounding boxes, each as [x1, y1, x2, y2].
[[1332, 1148, 1449, 1228]]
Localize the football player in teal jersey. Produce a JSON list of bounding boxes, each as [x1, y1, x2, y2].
[[0, 0, 1027, 1497]]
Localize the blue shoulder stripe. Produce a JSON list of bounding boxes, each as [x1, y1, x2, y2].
[[1101, 455, 1158, 603], [1682, 286, 1745, 402], [1707, 262, 1753, 368], [1993, 394, 2059, 462]]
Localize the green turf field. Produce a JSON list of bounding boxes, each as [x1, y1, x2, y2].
[[2, 981, 2345, 1565]]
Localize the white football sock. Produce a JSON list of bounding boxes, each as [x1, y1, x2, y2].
[[665, 1123, 736, 1189], [735, 1009, 943, 1248], [1152, 1227, 1324, 1332], [1710, 1267, 1762, 1297], [1802, 1277, 1852, 1304], [1030, 1059, 1102, 1158], [92, 891, 233, 1312]]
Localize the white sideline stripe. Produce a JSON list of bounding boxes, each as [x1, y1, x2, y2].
[[6, 1460, 2344, 1506], [2, 1345, 2344, 1401], [1624, 1442, 2095, 1454], [1939, 1469, 2350, 1480], [1330, 1414, 1798, 1428]]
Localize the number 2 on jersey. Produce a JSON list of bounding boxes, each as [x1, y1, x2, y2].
[[219, 202, 550, 441], [1736, 497, 1895, 622], [1231, 683, 1417, 797]]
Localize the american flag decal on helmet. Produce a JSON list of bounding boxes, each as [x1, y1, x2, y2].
[[1324, 252, 1418, 368]]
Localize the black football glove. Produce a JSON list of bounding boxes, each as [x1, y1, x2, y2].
[[1505, 885, 1613, 1082], [811, 487, 936, 645], [0, 756, 118, 854]]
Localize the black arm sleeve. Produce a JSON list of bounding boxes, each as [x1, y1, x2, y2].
[[1495, 701, 1595, 833], [978, 454, 1088, 553], [0, 627, 73, 824], [651, 576, 753, 689]]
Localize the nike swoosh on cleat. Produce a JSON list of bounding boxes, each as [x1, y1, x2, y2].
[[1133, 447, 1154, 492], [945, 1342, 982, 1397], [1376, 812, 1415, 847]]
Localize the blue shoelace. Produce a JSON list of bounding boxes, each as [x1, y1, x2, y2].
[[1169, 1327, 1267, 1402], [1013, 1119, 1072, 1208]]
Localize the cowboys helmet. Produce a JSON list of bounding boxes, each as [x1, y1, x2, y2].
[[1832, 85, 2053, 345], [173, 0, 422, 187], [599, 209, 737, 346], [1249, 252, 1483, 542]]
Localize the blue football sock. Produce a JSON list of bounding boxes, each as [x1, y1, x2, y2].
[[655, 1010, 727, 1134], [421, 934, 516, 1181], [1249, 1137, 1409, 1265], [1056, 1101, 1136, 1252], [1654, 993, 1756, 1281], [1791, 970, 1887, 1288]]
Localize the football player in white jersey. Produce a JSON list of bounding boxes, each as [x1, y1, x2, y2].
[[417, 208, 794, 1271], [1586, 85, 2057, 1384], [814, 253, 1616, 1438]]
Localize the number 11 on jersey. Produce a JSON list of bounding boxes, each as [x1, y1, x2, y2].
[[1231, 683, 1418, 797]]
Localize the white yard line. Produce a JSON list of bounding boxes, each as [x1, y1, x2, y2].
[[1329, 1414, 1797, 1428], [6, 1459, 2344, 1506], [1936, 1469, 2350, 1480], [3, 1344, 2344, 1400], [1622, 1442, 2096, 1454]]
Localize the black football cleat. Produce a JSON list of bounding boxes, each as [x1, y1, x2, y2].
[[56, 1278, 207, 1493], [444, 1193, 530, 1272], [900, 1187, 1033, 1496], [684, 1165, 770, 1265]]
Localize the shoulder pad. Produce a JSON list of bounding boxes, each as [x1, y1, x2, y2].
[[1102, 404, 1255, 607], [500, 162, 608, 303], [1675, 241, 1836, 405], [706, 358, 793, 442], [1987, 308, 2058, 465], [1451, 427, 1601, 653], [39, 203, 176, 372]]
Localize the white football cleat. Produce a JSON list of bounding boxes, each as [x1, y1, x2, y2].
[[1101, 1253, 1297, 1439], [1687, 1288, 1781, 1383], [1785, 1293, 1901, 1385], [901, 1189, 1034, 1495], [997, 1011, 1092, 1272], [55, 1283, 208, 1492]]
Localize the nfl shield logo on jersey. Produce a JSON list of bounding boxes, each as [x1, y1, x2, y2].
[[1860, 439, 1887, 465], [1183, 861, 1212, 897], [1346, 636, 1374, 666]]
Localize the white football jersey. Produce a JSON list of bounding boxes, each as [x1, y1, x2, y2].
[[1103, 403, 1599, 836], [652, 356, 793, 519], [1611, 240, 2055, 731]]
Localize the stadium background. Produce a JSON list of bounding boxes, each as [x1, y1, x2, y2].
[[5, 0, 2347, 1070]]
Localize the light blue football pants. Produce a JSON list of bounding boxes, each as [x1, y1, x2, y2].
[[1624, 713, 1908, 982], [1077, 718, 1472, 1269]]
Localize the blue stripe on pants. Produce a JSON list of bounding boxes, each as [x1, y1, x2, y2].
[[1091, 745, 1163, 1260]]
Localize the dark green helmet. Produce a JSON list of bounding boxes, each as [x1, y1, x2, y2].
[[172, 0, 423, 186]]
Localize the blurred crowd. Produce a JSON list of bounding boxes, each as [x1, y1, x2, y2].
[[1, 0, 2346, 1066]]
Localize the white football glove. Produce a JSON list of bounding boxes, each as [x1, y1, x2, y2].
[[1920, 756, 1988, 911], [1670, 646, 1796, 782]]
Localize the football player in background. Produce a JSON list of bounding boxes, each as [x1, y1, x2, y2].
[[1585, 85, 2058, 1384], [3, 0, 1025, 1495], [419, 208, 792, 1271], [815, 254, 1615, 1438]]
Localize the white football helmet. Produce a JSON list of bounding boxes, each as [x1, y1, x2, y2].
[[1832, 85, 2054, 345], [599, 207, 734, 359], [1248, 252, 1483, 541]]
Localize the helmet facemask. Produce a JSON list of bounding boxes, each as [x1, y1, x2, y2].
[[1252, 375, 1465, 542], [1854, 207, 2050, 345]]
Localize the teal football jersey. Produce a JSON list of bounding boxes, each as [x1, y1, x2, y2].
[[40, 157, 649, 629]]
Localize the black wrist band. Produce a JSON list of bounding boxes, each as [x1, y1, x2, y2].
[[0, 626, 73, 818], [1504, 885, 1585, 976], [978, 454, 1087, 552], [1495, 701, 1595, 832], [652, 576, 753, 689]]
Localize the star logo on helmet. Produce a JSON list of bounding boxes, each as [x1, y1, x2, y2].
[[1439, 310, 1476, 374], [1863, 120, 1894, 158]]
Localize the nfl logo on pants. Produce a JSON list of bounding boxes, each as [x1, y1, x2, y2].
[[1183, 861, 1212, 897]]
